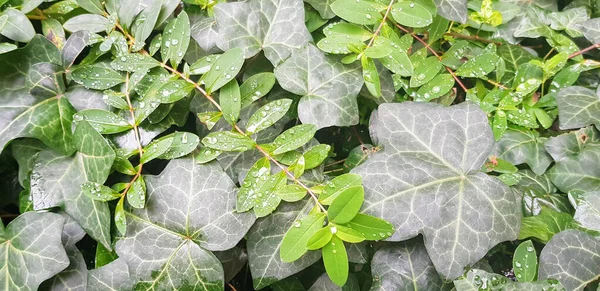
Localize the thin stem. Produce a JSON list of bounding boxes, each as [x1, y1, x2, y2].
[[569, 43, 600, 59], [395, 24, 469, 92], [359, 0, 395, 58], [120, 73, 144, 197], [159, 57, 328, 213], [444, 33, 501, 45], [485, 79, 508, 90]]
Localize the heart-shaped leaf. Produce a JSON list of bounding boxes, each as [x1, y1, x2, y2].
[[352, 102, 520, 279]]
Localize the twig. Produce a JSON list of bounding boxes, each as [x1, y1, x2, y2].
[[444, 33, 502, 45], [120, 72, 144, 197], [395, 24, 469, 92], [569, 43, 600, 59]]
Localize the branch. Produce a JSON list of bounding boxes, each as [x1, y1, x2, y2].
[[394, 24, 469, 92], [444, 32, 502, 45], [569, 43, 600, 59]]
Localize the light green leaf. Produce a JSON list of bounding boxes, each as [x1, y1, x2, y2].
[[0, 9, 35, 42], [330, 0, 386, 25], [391, 2, 434, 28], [416, 73, 454, 101], [328, 186, 364, 224], [333, 225, 364, 243], [195, 147, 222, 164], [518, 208, 573, 243], [111, 53, 160, 72], [72, 65, 124, 90], [237, 157, 270, 212], [345, 213, 394, 241], [30, 121, 115, 249], [320, 173, 362, 205], [281, 212, 326, 262], [73, 109, 132, 134], [115, 157, 255, 289], [63, 14, 110, 33], [131, 3, 161, 51], [513, 240, 537, 282], [304, 144, 330, 169], [202, 131, 256, 152], [353, 102, 520, 279], [127, 176, 146, 208], [189, 54, 219, 75], [307, 227, 333, 250], [275, 44, 363, 129], [161, 11, 190, 67], [220, 79, 241, 125], [555, 86, 600, 130], [361, 55, 381, 98], [539, 230, 600, 291], [254, 172, 287, 217], [214, 0, 310, 65], [322, 235, 348, 286], [197, 111, 222, 130], [323, 22, 372, 41], [370, 239, 443, 290], [247, 200, 321, 289], [201, 47, 244, 93], [246, 99, 292, 135], [379, 48, 413, 76], [0, 212, 69, 290], [82, 181, 121, 202], [141, 131, 200, 163], [272, 124, 317, 155], [455, 53, 498, 77], [240, 72, 277, 108], [276, 184, 307, 202], [410, 56, 442, 87]]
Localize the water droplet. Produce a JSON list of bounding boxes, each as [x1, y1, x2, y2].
[[172, 39, 179, 45], [332, 250, 337, 254], [527, 246, 534, 252], [330, 226, 337, 234], [409, 3, 415, 7], [431, 86, 440, 94], [294, 221, 301, 227], [365, 14, 372, 19]]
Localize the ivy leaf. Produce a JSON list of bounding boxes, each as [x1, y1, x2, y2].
[[305, 0, 338, 19], [275, 44, 363, 129], [545, 127, 600, 192], [0, 9, 35, 42], [115, 157, 255, 289], [280, 212, 326, 262], [454, 269, 565, 290], [40, 212, 88, 290], [161, 11, 190, 67], [556, 86, 600, 130], [497, 44, 534, 83], [87, 259, 134, 290], [0, 212, 69, 290], [493, 128, 553, 175], [352, 102, 520, 279], [434, 0, 467, 23], [30, 121, 115, 249], [214, 0, 310, 65], [573, 191, 600, 233], [247, 200, 321, 289], [539, 230, 600, 291], [370, 239, 444, 290], [0, 36, 75, 155]]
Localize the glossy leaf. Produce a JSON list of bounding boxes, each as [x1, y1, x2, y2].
[[246, 99, 292, 134], [280, 212, 326, 262], [513, 240, 538, 282], [272, 124, 317, 155], [161, 11, 190, 67], [220, 79, 241, 125], [322, 235, 348, 286], [353, 102, 519, 279], [202, 131, 256, 152], [115, 157, 255, 289], [201, 47, 244, 93], [328, 186, 364, 224]]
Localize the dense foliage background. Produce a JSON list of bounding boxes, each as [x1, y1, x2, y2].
[[0, 0, 600, 290]]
